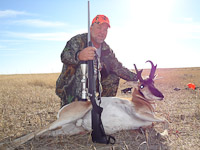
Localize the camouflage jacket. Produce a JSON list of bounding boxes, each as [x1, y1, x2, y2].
[[56, 33, 137, 103]]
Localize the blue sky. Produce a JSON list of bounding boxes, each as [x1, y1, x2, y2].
[[0, 0, 200, 74]]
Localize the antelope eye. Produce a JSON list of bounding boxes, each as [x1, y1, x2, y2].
[[140, 84, 144, 89]]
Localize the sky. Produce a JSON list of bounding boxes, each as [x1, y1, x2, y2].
[[0, 0, 200, 74]]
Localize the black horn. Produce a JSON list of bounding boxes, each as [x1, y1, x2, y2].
[[146, 60, 157, 79], [134, 64, 143, 82]]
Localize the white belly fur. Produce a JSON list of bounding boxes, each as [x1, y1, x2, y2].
[[47, 97, 153, 136], [82, 97, 152, 134]]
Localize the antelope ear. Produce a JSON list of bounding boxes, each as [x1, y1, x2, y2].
[[134, 64, 143, 82]]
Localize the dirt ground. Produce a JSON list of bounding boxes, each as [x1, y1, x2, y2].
[[0, 67, 200, 150]]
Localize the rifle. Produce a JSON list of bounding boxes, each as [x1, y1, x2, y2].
[[80, 0, 115, 144]]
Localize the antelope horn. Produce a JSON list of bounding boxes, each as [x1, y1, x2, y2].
[[146, 60, 157, 79], [134, 64, 143, 82]]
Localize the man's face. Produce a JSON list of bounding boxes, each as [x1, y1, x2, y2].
[[90, 23, 109, 44]]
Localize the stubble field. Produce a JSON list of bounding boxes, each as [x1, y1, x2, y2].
[[0, 67, 200, 150]]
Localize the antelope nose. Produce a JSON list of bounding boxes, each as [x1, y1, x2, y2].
[[156, 89, 164, 100], [149, 86, 164, 100], [160, 93, 164, 100]]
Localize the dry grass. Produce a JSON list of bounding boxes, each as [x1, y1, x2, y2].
[[0, 68, 200, 150]]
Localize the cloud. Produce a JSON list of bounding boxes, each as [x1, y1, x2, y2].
[[0, 10, 30, 17], [13, 19, 68, 27], [4, 31, 73, 41], [183, 18, 193, 22], [0, 40, 27, 52], [170, 22, 200, 39], [0, 47, 19, 51]]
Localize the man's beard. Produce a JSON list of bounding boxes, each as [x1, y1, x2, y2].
[[95, 36, 105, 44]]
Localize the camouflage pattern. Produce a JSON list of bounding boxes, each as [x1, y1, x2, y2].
[[101, 73, 120, 97], [56, 33, 138, 107]]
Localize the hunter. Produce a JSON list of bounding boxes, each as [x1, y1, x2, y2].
[[56, 15, 138, 107]]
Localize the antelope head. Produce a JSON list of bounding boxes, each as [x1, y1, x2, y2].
[[134, 60, 164, 101]]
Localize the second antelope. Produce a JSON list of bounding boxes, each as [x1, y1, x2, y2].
[[0, 60, 169, 149]]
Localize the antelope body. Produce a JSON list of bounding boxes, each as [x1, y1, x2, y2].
[[0, 61, 168, 150]]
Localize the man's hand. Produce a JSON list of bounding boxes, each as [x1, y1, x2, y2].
[[78, 47, 96, 61]]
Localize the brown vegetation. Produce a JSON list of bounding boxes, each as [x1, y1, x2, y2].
[[0, 67, 200, 149]]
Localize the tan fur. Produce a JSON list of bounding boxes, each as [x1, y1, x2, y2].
[[132, 88, 169, 129], [132, 88, 155, 113], [58, 101, 91, 118]]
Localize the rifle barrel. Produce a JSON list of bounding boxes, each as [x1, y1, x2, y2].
[[88, 1, 90, 44]]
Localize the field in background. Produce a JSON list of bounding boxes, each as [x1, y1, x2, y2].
[[0, 67, 200, 150]]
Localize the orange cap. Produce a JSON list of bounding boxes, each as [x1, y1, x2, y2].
[[92, 15, 110, 27]]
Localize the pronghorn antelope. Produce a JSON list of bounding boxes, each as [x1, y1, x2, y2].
[[0, 60, 169, 149]]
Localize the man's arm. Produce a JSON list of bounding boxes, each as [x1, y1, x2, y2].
[[61, 35, 82, 65], [61, 34, 96, 65]]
